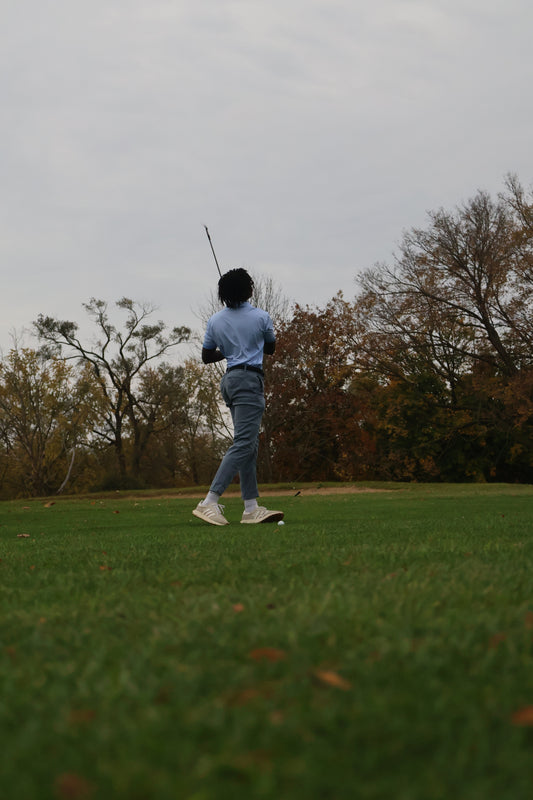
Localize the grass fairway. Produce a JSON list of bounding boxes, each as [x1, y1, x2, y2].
[[1, 484, 533, 800]]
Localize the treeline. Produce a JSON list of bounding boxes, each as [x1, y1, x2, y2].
[[0, 300, 227, 498], [262, 176, 533, 484], [1, 176, 533, 497]]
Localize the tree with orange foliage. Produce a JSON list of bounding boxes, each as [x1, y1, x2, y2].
[[260, 293, 374, 482]]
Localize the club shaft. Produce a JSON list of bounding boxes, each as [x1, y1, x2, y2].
[[204, 226, 222, 277]]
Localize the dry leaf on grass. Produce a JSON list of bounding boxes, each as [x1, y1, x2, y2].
[[227, 687, 264, 706], [313, 669, 352, 691], [249, 647, 287, 662], [230, 749, 272, 772], [5, 646, 17, 662], [54, 772, 94, 799], [68, 709, 96, 725], [488, 632, 507, 649], [510, 706, 533, 726]]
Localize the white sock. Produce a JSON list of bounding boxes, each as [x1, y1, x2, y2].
[[202, 491, 220, 506], [244, 499, 259, 513]]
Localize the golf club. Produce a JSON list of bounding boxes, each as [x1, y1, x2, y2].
[[204, 225, 222, 278]]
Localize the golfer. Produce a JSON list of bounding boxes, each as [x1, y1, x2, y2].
[[193, 268, 284, 526]]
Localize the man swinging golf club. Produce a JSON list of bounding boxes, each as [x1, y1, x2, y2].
[[193, 267, 284, 526]]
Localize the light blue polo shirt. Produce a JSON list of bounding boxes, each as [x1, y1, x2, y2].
[[203, 302, 275, 368]]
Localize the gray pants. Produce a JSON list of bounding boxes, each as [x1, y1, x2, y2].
[[210, 370, 265, 500]]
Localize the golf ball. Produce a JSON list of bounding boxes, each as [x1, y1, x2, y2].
[[278, 520, 285, 526]]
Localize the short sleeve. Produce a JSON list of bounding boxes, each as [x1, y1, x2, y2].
[[203, 318, 217, 350], [263, 312, 276, 343]]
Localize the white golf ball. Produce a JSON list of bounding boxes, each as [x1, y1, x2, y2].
[[278, 520, 285, 526]]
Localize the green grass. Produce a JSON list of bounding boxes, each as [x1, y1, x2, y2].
[[1, 484, 533, 799]]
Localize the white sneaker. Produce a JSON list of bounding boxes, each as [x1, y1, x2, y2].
[[240, 506, 284, 524], [192, 502, 229, 526]]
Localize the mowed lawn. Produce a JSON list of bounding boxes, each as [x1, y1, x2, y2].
[[1, 484, 533, 800]]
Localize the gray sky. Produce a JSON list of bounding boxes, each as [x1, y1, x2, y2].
[[2, 0, 532, 354]]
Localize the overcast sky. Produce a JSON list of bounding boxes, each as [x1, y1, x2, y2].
[[2, 0, 532, 355]]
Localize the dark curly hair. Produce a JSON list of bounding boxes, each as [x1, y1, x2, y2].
[[218, 268, 254, 309]]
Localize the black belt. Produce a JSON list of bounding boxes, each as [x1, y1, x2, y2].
[[227, 364, 264, 376]]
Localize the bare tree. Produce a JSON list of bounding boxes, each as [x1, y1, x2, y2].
[[357, 189, 533, 380], [34, 298, 190, 482], [198, 271, 291, 329], [350, 183, 533, 482]]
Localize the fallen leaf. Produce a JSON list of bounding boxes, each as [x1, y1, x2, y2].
[[54, 772, 94, 799], [112, 510, 120, 514], [249, 647, 287, 662], [233, 603, 245, 613], [510, 706, 533, 726], [44, 501, 55, 508], [17, 534, 30, 538], [5, 646, 17, 662], [313, 669, 352, 691], [488, 632, 507, 649], [154, 686, 172, 705], [230, 749, 272, 771], [228, 687, 263, 706], [525, 612, 533, 629], [68, 709, 96, 725]]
